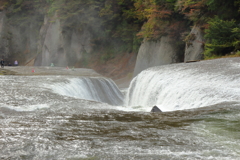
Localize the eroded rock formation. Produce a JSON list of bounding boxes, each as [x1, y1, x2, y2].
[[0, 10, 204, 76], [184, 25, 205, 62], [133, 36, 184, 77], [35, 15, 93, 67]]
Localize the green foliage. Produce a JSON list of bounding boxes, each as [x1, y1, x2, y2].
[[4, 0, 240, 61], [204, 16, 240, 58], [236, 50, 240, 56], [5, 0, 52, 27], [205, 17, 238, 45]]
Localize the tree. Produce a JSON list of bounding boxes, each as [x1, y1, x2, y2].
[[204, 16, 240, 58]]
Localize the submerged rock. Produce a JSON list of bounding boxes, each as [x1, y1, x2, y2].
[[151, 106, 162, 112]]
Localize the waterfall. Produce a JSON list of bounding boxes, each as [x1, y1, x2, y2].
[[125, 58, 240, 112], [51, 77, 124, 106]]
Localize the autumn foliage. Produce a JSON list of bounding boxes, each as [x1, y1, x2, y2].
[[3, 0, 240, 58]]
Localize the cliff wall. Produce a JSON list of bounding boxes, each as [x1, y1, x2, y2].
[[0, 11, 42, 64], [0, 10, 204, 79], [0, 12, 9, 60], [35, 15, 93, 67], [184, 26, 205, 62], [133, 36, 184, 77], [133, 25, 205, 77]]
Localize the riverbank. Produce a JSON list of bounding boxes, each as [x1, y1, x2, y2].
[[0, 68, 18, 75], [0, 66, 132, 88], [0, 66, 101, 76]]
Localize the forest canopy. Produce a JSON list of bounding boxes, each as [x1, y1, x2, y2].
[[3, 0, 240, 59]]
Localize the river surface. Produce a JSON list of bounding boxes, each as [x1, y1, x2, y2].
[[0, 58, 240, 159]]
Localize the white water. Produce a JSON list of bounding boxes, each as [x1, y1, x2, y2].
[[1, 61, 240, 159], [0, 75, 123, 112], [125, 58, 240, 112], [50, 77, 123, 106], [3, 58, 240, 113]]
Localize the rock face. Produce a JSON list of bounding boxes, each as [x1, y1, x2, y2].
[[0, 12, 9, 59], [0, 11, 93, 67], [151, 106, 162, 112], [184, 26, 205, 62], [0, 10, 204, 72], [35, 15, 93, 67], [133, 36, 183, 77], [0, 11, 42, 64]]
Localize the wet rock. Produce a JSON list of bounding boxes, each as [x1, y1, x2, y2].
[[151, 106, 162, 112]]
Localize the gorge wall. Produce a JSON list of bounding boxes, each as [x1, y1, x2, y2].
[[0, 11, 95, 67], [0, 12, 8, 60], [184, 26, 204, 62], [0, 9, 204, 78], [1, 0, 238, 79], [133, 36, 183, 77], [133, 25, 204, 77], [35, 15, 93, 67], [0, 11, 42, 65]]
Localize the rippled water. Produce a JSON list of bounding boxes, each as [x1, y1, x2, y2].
[[1, 102, 240, 159], [1, 58, 240, 159]]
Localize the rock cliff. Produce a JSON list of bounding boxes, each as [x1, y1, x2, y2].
[[35, 15, 93, 67], [133, 36, 184, 77], [0, 11, 42, 64], [0, 10, 204, 79], [184, 26, 205, 62], [0, 12, 9, 60], [132, 26, 205, 77]]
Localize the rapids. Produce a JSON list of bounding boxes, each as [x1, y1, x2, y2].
[[126, 58, 240, 112], [0, 58, 240, 159]]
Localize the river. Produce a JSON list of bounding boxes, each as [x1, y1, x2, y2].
[[0, 58, 240, 159]]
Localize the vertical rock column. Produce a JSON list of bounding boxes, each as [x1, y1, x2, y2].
[[133, 36, 182, 77], [36, 15, 66, 66], [184, 25, 205, 62], [35, 14, 93, 67], [0, 12, 9, 59]]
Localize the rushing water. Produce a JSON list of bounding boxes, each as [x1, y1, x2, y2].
[[1, 58, 240, 159]]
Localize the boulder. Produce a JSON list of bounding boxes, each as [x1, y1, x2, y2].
[[151, 106, 162, 112]]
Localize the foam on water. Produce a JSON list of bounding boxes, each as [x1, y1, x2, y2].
[[50, 77, 124, 106], [0, 75, 123, 112], [1, 63, 240, 159], [4, 104, 50, 112], [2, 58, 240, 114], [125, 58, 240, 112]]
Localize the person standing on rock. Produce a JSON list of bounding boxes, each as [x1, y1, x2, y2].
[[0, 59, 4, 68]]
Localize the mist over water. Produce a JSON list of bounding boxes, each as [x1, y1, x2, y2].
[[1, 58, 240, 159]]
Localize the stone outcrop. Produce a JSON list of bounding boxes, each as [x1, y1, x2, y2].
[[0, 11, 94, 67], [132, 26, 205, 78], [0, 11, 42, 65], [133, 36, 183, 77], [184, 26, 205, 62], [151, 106, 162, 112], [0, 12, 9, 60], [35, 15, 93, 67], [0, 9, 205, 74]]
